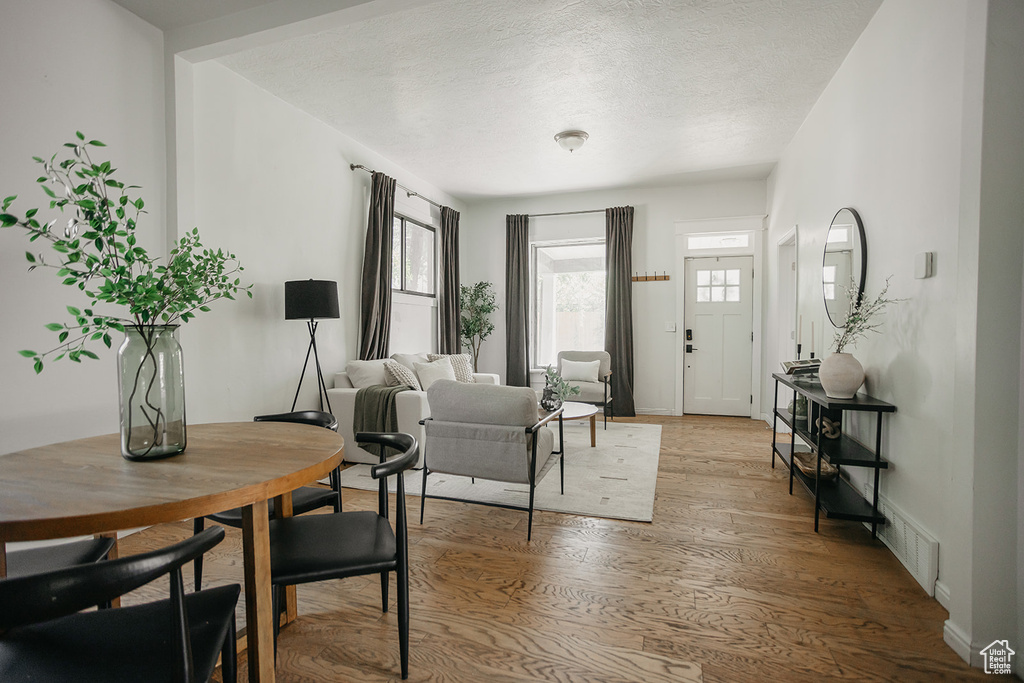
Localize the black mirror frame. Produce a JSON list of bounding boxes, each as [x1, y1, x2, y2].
[[823, 207, 867, 328]]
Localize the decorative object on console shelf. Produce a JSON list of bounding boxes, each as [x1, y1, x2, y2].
[[793, 451, 838, 480], [541, 366, 580, 412], [819, 276, 902, 399], [459, 281, 497, 372], [0, 133, 251, 460], [781, 358, 821, 375], [286, 279, 340, 412]]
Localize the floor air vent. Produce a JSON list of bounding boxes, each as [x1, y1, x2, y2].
[[862, 485, 939, 596]]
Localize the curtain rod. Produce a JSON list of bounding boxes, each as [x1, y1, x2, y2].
[[349, 164, 443, 210], [527, 209, 605, 218]]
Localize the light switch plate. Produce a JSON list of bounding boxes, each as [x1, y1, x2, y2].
[[915, 252, 934, 279], [665, 322, 677, 332]]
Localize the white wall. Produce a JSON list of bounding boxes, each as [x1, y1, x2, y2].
[[0, 0, 165, 454], [971, 0, 1024, 666], [182, 61, 461, 422], [766, 0, 1024, 667], [460, 180, 766, 413]]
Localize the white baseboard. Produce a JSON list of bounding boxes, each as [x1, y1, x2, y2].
[[944, 619, 972, 663], [934, 580, 951, 610], [636, 408, 673, 416]]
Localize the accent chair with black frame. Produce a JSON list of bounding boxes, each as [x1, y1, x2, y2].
[[269, 431, 418, 680], [192, 409, 341, 590], [0, 527, 239, 683], [420, 380, 561, 541], [557, 350, 613, 428]]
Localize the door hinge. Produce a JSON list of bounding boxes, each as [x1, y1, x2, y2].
[[750, 394, 753, 404], [751, 331, 754, 342]]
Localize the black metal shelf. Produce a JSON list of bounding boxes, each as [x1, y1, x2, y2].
[[770, 373, 895, 536], [775, 409, 889, 469], [789, 466, 887, 524]]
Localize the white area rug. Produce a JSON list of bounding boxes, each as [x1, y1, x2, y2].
[[342, 421, 660, 522]]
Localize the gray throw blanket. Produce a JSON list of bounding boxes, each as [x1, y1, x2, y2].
[[353, 385, 409, 457]]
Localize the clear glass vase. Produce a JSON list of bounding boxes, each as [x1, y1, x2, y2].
[[117, 325, 187, 460]]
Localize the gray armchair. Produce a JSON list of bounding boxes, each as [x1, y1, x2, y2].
[[421, 380, 560, 540], [557, 350, 613, 428]]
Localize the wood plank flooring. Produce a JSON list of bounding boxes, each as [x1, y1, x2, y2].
[[119, 415, 1001, 682]]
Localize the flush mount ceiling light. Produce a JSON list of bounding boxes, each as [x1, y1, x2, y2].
[[554, 130, 589, 153]]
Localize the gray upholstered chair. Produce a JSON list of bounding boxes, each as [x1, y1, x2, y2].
[[421, 380, 560, 540], [556, 350, 613, 428]]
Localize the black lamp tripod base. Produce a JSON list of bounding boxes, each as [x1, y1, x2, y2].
[[291, 319, 333, 414]]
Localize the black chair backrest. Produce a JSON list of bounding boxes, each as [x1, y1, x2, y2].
[[254, 410, 338, 432], [0, 527, 225, 631], [357, 432, 418, 480]]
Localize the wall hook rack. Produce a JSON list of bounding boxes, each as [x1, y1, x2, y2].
[[631, 271, 670, 282]]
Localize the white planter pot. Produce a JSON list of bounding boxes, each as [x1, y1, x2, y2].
[[818, 352, 865, 399]]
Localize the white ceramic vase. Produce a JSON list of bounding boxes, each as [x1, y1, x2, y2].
[[818, 352, 865, 399]]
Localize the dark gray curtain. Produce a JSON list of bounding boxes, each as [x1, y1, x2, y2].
[[438, 206, 461, 354], [605, 206, 636, 416], [359, 172, 396, 360], [505, 214, 530, 387]]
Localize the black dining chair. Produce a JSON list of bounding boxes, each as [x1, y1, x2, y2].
[[4, 536, 116, 579], [0, 527, 239, 683], [269, 431, 417, 680], [193, 409, 341, 590]]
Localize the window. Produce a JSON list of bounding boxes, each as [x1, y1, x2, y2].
[[391, 215, 435, 296], [687, 232, 750, 250], [532, 241, 605, 368], [696, 268, 741, 303]]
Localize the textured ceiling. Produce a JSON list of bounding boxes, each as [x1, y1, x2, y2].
[[125, 0, 883, 200]]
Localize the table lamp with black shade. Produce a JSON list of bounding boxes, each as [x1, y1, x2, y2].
[[285, 279, 339, 413]]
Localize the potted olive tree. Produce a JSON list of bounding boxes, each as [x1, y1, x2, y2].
[[1, 133, 251, 460], [459, 280, 497, 372]]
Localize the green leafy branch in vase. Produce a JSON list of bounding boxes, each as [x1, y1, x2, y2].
[[832, 276, 902, 354], [1, 132, 253, 373], [544, 366, 580, 402]]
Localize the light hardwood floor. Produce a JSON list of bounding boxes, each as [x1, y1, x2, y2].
[[120, 415, 1002, 682]]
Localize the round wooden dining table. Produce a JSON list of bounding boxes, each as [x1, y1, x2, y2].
[[0, 421, 344, 683]]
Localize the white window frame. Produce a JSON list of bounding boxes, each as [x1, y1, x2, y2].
[[391, 213, 436, 298], [529, 237, 606, 370]]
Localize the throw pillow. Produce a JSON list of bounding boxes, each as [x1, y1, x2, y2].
[[427, 353, 474, 383], [345, 359, 389, 388], [383, 359, 422, 390], [414, 357, 457, 389], [561, 358, 601, 383], [391, 352, 430, 372]]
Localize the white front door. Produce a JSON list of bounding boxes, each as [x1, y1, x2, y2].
[[683, 256, 754, 416]]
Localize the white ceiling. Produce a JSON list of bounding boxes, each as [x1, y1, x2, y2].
[[111, 0, 283, 31], [114, 0, 882, 201]]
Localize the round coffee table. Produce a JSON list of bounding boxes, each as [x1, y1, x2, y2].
[[560, 401, 600, 447]]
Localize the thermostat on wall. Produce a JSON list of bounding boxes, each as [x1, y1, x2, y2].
[[915, 252, 934, 279]]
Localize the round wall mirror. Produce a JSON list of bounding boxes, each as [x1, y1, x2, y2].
[[823, 207, 866, 327]]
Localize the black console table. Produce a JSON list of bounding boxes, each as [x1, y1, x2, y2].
[[771, 373, 896, 537]]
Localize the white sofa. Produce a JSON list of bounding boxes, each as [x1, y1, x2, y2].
[[325, 353, 499, 467]]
